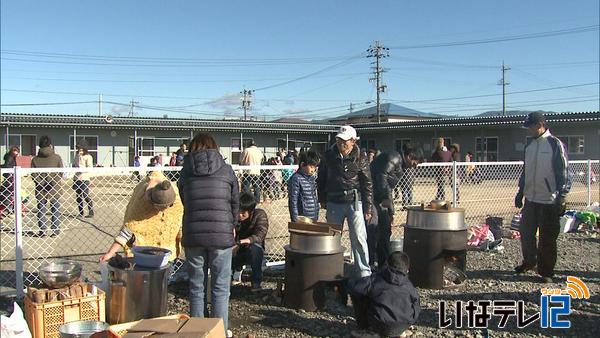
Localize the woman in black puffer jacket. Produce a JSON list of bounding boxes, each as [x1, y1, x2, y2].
[[177, 133, 239, 332]]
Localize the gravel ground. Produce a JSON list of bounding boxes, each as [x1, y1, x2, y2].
[[2, 232, 598, 337]]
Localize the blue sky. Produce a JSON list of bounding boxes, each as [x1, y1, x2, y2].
[[1, 0, 598, 120]]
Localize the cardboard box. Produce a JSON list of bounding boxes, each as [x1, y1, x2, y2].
[[113, 316, 224, 338]]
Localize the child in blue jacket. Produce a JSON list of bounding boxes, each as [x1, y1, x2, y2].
[[288, 151, 320, 222]]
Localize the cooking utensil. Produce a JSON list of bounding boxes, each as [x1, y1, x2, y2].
[[39, 259, 82, 289], [59, 320, 109, 338]]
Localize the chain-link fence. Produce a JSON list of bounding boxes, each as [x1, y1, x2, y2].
[[1, 160, 598, 297]]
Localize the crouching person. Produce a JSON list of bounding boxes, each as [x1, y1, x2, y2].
[[232, 192, 269, 291], [348, 251, 421, 337]]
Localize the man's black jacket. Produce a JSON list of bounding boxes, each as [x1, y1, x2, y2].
[[317, 145, 373, 213]]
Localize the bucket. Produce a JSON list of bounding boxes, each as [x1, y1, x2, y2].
[[59, 320, 109, 338]]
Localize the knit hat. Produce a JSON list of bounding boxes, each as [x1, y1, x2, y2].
[[149, 180, 176, 209]]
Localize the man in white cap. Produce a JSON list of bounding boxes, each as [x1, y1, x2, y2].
[[317, 125, 373, 277]]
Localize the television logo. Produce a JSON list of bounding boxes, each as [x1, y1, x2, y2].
[[438, 276, 590, 329], [539, 276, 590, 328]]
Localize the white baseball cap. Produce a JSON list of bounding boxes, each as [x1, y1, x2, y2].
[[336, 125, 359, 141]]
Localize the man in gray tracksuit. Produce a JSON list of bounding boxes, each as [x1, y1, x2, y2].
[[514, 112, 572, 283]]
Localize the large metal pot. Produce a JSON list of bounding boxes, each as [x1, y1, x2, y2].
[[59, 320, 109, 338], [289, 231, 342, 254], [405, 206, 466, 231], [106, 261, 170, 324]]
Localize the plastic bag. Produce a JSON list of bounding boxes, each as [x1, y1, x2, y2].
[[0, 302, 32, 338]]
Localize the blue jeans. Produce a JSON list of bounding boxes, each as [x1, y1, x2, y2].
[[185, 246, 233, 330], [36, 192, 61, 232], [232, 243, 264, 286], [326, 202, 371, 277]]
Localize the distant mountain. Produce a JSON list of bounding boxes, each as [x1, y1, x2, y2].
[[476, 110, 560, 117]]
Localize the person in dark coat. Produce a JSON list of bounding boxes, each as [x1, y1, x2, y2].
[[348, 251, 421, 337], [177, 133, 239, 332], [288, 150, 320, 222], [317, 125, 373, 278], [232, 193, 269, 291], [31, 136, 64, 237], [369, 144, 424, 268], [1, 146, 20, 217], [431, 137, 452, 201]]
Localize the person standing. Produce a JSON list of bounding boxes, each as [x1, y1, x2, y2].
[[175, 143, 187, 166], [178, 133, 239, 333], [514, 112, 571, 283], [288, 151, 320, 222], [1, 146, 19, 212], [431, 137, 452, 201], [317, 125, 373, 278], [239, 141, 263, 203], [31, 136, 64, 237], [73, 146, 95, 218], [369, 144, 424, 268]]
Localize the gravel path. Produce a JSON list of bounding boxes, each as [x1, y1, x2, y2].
[[168, 232, 599, 338], [1, 232, 598, 337]]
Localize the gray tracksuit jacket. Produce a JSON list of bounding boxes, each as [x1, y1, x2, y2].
[[517, 129, 572, 204]]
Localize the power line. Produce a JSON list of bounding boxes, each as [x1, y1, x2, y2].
[[0, 101, 97, 107], [388, 25, 599, 50], [252, 53, 364, 91], [387, 82, 599, 103]]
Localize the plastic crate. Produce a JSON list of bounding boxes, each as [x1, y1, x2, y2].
[[24, 284, 106, 338], [107, 314, 189, 338]]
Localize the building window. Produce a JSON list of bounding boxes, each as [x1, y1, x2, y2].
[[137, 137, 155, 157], [360, 139, 376, 150], [69, 135, 99, 164], [231, 138, 254, 150], [395, 138, 411, 153], [557, 135, 584, 154], [8, 134, 37, 156], [476, 137, 498, 162]]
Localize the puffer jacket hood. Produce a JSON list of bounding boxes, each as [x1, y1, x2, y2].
[[185, 149, 225, 176], [178, 149, 239, 249]]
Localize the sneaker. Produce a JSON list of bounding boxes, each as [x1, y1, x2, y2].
[[226, 329, 233, 338], [514, 263, 535, 274], [231, 270, 242, 285], [250, 283, 262, 292]]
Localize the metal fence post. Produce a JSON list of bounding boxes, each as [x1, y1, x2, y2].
[[13, 166, 24, 299], [452, 161, 458, 207], [587, 159, 592, 207]]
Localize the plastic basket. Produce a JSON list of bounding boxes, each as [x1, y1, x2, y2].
[[107, 314, 190, 338], [24, 284, 106, 338]]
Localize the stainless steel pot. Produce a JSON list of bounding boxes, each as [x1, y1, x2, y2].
[[59, 320, 109, 338], [405, 206, 466, 231], [106, 261, 170, 324], [289, 231, 342, 254]]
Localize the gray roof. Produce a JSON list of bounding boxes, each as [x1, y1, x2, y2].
[[355, 111, 600, 131], [331, 103, 443, 121], [1, 113, 339, 134]]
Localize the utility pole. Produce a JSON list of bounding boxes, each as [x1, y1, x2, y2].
[[367, 41, 389, 123], [240, 89, 254, 120], [128, 99, 139, 117], [349, 103, 354, 114], [498, 61, 510, 116]]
